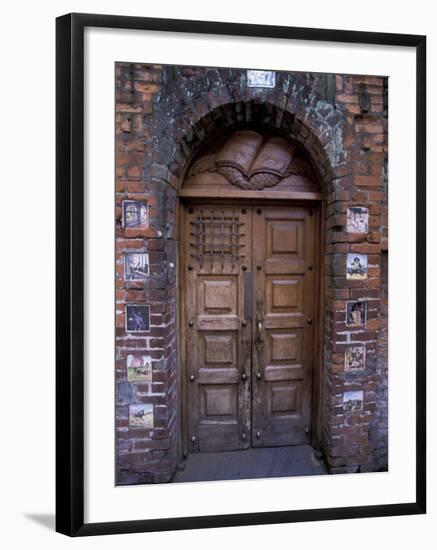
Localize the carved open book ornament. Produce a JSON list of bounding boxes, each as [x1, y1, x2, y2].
[[188, 130, 315, 190]]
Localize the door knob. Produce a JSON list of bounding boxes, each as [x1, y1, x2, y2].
[[189, 374, 195, 382], [256, 372, 262, 380], [307, 318, 313, 325], [241, 372, 247, 381], [256, 431, 261, 439]]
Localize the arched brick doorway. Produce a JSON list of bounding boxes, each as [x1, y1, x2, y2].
[[178, 125, 325, 461], [116, 64, 388, 484]]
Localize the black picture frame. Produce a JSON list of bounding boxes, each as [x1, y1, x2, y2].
[[56, 12, 426, 537]]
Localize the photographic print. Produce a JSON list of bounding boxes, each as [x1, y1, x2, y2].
[[124, 251, 149, 280], [345, 345, 366, 372], [125, 304, 150, 332], [56, 13, 427, 535], [127, 354, 152, 382], [122, 200, 148, 229], [346, 300, 367, 326], [347, 206, 369, 233], [129, 404, 154, 429], [56, 13, 428, 535], [114, 62, 388, 486], [346, 253, 368, 280]]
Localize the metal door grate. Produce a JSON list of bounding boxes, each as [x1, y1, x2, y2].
[[190, 209, 245, 270]]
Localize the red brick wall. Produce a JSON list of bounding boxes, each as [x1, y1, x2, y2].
[[115, 63, 388, 483], [115, 64, 178, 484], [323, 74, 388, 473]]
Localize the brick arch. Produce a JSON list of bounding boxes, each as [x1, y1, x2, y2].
[[149, 71, 349, 195], [177, 103, 333, 189], [151, 80, 350, 472]]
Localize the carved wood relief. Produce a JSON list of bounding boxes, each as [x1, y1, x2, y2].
[[186, 130, 316, 190]]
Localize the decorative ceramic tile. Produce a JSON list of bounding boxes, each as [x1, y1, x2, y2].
[[345, 345, 366, 372], [346, 253, 368, 280], [343, 390, 364, 414], [122, 200, 148, 229], [129, 403, 153, 428], [346, 206, 369, 233], [127, 354, 152, 381], [125, 304, 150, 332], [346, 300, 367, 326], [247, 69, 276, 88], [124, 251, 149, 280]]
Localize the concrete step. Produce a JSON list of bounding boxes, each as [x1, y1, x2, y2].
[[173, 445, 327, 483]]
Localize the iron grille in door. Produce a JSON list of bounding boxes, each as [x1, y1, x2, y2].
[[190, 209, 245, 271]]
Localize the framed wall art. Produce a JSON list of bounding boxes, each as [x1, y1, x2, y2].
[[56, 12, 426, 536]]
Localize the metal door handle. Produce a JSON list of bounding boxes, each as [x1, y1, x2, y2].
[[255, 316, 264, 351], [256, 318, 263, 340]]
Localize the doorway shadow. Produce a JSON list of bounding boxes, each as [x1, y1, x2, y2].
[[25, 513, 55, 531]]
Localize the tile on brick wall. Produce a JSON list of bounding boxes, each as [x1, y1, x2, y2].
[[346, 253, 368, 280], [347, 206, 369, 233], [127, 354, 152, 382], [345, 345, 366, 372], [124, 251, 149, 280], [125, 304, 150, 332], [346, 300, 367, 326], [129, 404, 154, 429], [343, 390, 364, 414], [122, 200, 148, 229]]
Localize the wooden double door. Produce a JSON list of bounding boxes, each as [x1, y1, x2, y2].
[[182, 203, 317, 452]]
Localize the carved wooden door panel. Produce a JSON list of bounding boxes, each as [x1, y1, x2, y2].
[[183, 203, 316, 452], [251, 206, 315, 447], [184, 205, 252, 452]]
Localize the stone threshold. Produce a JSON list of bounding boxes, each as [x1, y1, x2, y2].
[[173, 445, 327, 483]]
